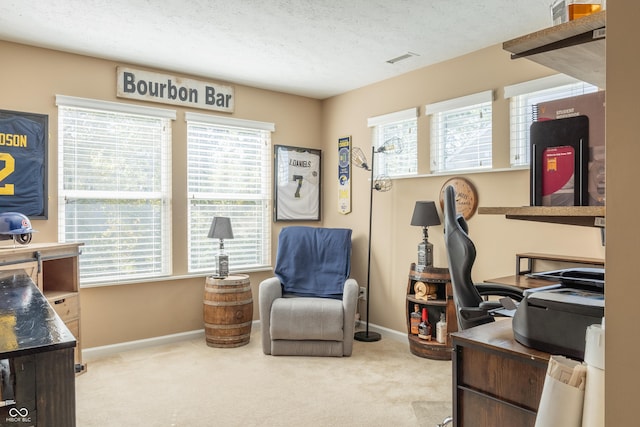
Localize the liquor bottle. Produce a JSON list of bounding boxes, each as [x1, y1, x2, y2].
[[410, 304, 421, 335], [436, 312, 447, 344], [418, 307, 431, 340]]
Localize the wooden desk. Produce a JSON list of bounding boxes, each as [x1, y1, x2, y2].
[[485, 274, 558, 289], [0, 270, 76, 426], [486, 252, 605, 290], [451, 320, 550, 427]]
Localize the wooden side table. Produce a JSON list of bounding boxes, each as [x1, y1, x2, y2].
[[203, 274, 253, 347], [405, 263, 457, 360]]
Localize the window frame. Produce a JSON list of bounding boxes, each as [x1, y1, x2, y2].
[[56, 95, 175, 286], [185, 111, 274, 275], [505, 74, 599, 167], [367, 107, 418, 178], [426, 90, 494, 173]]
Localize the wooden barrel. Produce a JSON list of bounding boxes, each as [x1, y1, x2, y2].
[[203, 274, 253, 348]]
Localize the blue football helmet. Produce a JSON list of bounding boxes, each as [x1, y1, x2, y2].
[[0, 212, 36, 245]]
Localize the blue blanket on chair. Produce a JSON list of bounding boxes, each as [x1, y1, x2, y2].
[[275, 226, 352, 299]]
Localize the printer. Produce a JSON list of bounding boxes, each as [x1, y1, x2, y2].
[[512, 268, 604, 360]]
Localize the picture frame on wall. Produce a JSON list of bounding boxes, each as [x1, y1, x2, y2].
[[530, 115, 589, 207], [0, 109, 48, 218], [274, 145, 321, 221]]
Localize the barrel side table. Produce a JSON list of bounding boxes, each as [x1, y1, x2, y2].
[[203, 274, 253, 347]]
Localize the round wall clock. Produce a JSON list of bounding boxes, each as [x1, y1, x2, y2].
[[439, 177, 478, 220]]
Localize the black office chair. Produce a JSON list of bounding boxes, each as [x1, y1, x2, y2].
[[443, 185, 524, 330]]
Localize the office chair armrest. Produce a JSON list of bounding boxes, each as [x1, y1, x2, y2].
[[458, 306, 494, 325], [475, 283, 524, 301]]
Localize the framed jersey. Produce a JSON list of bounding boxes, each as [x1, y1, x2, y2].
[[0, 110, 48, 218], [274, 145, 321, 221]]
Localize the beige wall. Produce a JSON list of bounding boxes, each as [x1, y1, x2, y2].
[[605, 2, 639, 424], [0, 40, 323, 347], [323, 44, 605, 333]]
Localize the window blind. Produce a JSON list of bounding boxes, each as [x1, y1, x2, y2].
[[506, 77, 598, 166], [56, 95, 174, 285], [186, 114, 273, 273], [367, 107, 418, 177], [427, 91, 493, 173]]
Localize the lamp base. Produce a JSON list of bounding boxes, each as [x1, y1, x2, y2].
[[354, 330, 381, 342]]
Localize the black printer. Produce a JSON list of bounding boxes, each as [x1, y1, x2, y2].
[[512, 268, 604, 360]]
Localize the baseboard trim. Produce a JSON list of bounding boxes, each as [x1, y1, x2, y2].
[[82, 320, 406, 361], [357, 322, 408, 344]]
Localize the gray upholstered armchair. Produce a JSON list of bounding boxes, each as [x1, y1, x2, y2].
[[259, 226, 358, 356]]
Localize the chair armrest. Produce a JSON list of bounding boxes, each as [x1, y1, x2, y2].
[[458, 306, 494, 326], [258, 277, 282, 355], [476, 283, 524, 301], [341, 278, 358, 356]]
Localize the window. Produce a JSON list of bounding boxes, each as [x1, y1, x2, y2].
[[367, 108, 418, 177], [427, 91, 493, 173], [56, 95, 174, 285], [506, 74, 598, 167], [186, 112, 273, 273]]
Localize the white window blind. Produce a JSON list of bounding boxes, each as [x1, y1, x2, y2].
[[506, 75, 598, 167], [367, 108, 418, 177], [56, 95, 174, 285], [427, 91, 493, 173], [186, 112, 273, 273]]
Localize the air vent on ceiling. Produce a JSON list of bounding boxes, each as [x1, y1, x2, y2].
[[386, 52, 419, 64]]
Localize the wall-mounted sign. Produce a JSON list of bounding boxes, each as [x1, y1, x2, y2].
[[116, 66, 234, 113], [338, 136, 351, 215]]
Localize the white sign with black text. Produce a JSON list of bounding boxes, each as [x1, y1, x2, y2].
[[116, 66, 234, 113]]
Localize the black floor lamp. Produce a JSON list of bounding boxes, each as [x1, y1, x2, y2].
[[352, 141, 400, 342]]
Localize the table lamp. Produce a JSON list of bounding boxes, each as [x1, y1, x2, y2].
[[208, 216, 234, 278], [410, 201, 441, 268]]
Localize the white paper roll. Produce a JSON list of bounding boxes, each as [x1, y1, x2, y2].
[[582, 323, 605, 427], [535, 376, 584, 427], [584, 324, 605, 369], [582, 365, 604, 427]]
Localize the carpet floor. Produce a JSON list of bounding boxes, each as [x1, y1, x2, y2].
[[76, 325, 452, 427]]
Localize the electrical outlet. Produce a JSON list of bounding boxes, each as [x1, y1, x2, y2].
[[358, 287, 367, 300]]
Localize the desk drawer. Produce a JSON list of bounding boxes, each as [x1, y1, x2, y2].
[[457, 345, 546, 411], [48, 292, 79, 322], [457, 388, 536, 427]]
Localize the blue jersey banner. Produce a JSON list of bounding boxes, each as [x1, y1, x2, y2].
[[0, 110, 48, 218]]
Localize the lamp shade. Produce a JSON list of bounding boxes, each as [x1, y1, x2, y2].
[[208, 217, 234, 240], [410, 201, 441, 227]]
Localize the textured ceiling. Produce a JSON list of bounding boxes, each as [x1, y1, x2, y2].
[[0, 0, 553, 99]]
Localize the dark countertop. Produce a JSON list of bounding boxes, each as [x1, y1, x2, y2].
[[0, 270, 75, 359]]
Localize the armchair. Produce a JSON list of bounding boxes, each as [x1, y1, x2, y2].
[[443, 185, 524, 330], [259, 226, 358, 356]]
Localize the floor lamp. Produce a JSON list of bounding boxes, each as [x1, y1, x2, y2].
[[352, 142, 398, 342]]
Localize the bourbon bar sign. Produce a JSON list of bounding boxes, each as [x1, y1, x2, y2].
[[116, 66, 234, 113]]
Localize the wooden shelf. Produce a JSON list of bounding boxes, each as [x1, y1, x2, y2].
[[478, 206, 605, 227], [503, 10, 605, 88]]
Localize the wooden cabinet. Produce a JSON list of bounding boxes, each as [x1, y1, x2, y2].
[[405, 263, 457, 360], [0, 242, 84, 372], [452, 320, 550, 427]]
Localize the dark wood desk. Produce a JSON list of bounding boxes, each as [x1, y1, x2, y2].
[[485, 274, 558, 289], [0, 270, 76, 426], [451, 320, 550, 427]]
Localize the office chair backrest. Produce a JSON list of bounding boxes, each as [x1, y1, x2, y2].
[[443, 185, 491, 330]]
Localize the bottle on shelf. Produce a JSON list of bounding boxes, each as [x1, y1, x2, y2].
[[410, 304, 421, 335], [436, 312, 447, 344], [418, 307, 432, 341]]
